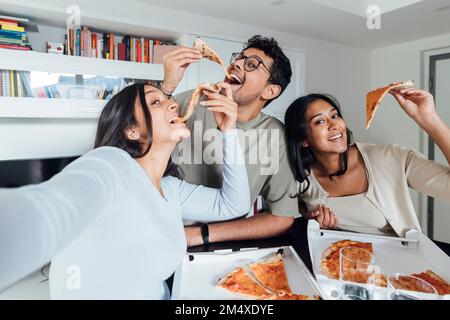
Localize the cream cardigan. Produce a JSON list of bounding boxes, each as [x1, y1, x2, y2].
[[299, 142, 450, 237]]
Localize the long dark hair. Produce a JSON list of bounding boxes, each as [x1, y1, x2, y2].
[[94, 82, 180, 177], [284, 93, 353, 195]]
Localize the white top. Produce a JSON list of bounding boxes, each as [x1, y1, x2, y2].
[[326, 193, 395, 236], [0, 131, 250, 299]]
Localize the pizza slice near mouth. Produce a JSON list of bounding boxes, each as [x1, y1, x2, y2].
[[193, 37, 232, 79], [366, 80, 415, 129], [172, 83, 220, 124]]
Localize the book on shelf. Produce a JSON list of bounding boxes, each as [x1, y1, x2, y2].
[[0, 70, 33, 97], [0, 16, 32, 51], [64, 26, 178, 64]]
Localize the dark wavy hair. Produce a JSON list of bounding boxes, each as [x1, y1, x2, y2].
[[94, 82, 180, 177], [244, 35, 292, 106], [284, 93, 353, 195]]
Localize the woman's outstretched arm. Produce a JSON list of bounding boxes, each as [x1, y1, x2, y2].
[[391, 89, 450, 165], [0, 148, 126, 292]]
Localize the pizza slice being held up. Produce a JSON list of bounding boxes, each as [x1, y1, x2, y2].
[[193, 37, 232, 79], [249, 253, 292, 294], [366, 80, 415, 129], [217, 266, 273, 299]]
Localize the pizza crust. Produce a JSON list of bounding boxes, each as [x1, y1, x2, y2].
[[259, 292, 321, 300]]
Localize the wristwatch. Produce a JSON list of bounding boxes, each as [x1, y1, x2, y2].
[[200, 223, 209, 246]]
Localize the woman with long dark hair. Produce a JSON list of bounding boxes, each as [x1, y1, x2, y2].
[[285, 89, 450, 237], [0, 82, 250, 299]]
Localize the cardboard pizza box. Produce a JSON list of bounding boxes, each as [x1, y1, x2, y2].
[[172, 246, 324, 300], [307, 220, 450, 300]]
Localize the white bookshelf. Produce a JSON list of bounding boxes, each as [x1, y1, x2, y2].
[[0, 49, 164, 80], [0, 48, 164, 160], [0, 97, 103, 118], [0, 49, 164, 120]]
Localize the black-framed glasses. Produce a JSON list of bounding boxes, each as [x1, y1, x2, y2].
[[230, 52, 272, 78]]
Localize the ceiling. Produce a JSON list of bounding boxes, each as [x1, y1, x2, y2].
[[138, 0, 450, 48]]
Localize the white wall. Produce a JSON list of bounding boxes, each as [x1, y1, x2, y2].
[[370, 32, 450, 228]]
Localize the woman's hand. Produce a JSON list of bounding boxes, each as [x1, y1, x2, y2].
[[200, 82, 237, 132], [162, 47, 202, 94], [392, 88, 450, 165], [306, 205, 337, 229], [390, 88, 437, 127]]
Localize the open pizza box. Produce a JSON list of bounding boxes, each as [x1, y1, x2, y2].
[[307, 220, 450, 300], [172, 246, 324, 300]]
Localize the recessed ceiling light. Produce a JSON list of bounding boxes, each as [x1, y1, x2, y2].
[[271, 0, 287, 6]]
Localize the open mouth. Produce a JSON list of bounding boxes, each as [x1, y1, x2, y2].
[[227, 73, 243, 86], [169, 116, 181, 125], [328, 133, 343, 141]]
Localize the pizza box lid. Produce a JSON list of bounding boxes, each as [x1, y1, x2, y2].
[[307, 220, 450, 300], [171, 246, 324, 300]]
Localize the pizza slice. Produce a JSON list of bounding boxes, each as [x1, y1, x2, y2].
[[412, 270, 450, 295], [217, 266, 273, 299], [172, 83, 220, 123], [320, 240, 373, 280], [366, 80, 415, 129], [249, 253, 292, 294], [193, 37, 231, 79], [259, 292, 321, 300]]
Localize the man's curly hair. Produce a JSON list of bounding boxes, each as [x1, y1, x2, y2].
[[243, 35, 292, 106]]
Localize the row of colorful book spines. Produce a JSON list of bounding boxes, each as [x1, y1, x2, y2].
[[0, 39, 29, 46], [0, 28, 27, 38], [0, 43, 31, 51], [0, 24, 25, 32], [0, 70, 32, 98], [65, 28, 164, 63]]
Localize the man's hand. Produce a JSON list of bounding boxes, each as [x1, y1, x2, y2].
[[200, 82, 237, 132], [306, 205, 337, 229], [184, 226, 203, 247], [162, 47, 202, 93]]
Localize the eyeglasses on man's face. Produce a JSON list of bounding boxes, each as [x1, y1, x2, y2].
[[230, 52, 272, 78]]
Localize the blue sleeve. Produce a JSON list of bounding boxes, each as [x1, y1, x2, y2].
[[0, 148, 129, 291], [177, 130, 251, 222]]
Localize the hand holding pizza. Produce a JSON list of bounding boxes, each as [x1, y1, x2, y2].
[[390, 89, 437, 127], [200, 82, 238, 132], [306, 205, 337, 229], [162, 47, 203, 94]]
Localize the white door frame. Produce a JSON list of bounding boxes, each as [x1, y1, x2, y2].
[[420, 46, 450, 236]]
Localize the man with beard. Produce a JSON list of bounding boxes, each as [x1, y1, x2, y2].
[[161, 35, 300, 247]]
